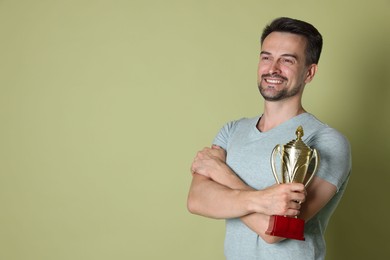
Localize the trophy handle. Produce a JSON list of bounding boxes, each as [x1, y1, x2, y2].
[[270, 145, 282, 184], [304, 149, 320, 187]]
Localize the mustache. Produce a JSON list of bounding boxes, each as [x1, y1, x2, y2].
[[261, 74, 288, 81]]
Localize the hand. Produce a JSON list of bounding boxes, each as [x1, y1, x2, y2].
[[191, 145, 226, 179], [252, 183, 306, 217]]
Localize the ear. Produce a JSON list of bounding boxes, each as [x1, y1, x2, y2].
[[304, 64, 318, 84]]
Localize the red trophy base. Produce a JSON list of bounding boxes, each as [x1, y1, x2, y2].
[[265, 215, 305, 241]]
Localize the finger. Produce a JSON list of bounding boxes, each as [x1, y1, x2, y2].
[[287, 201, 302, 216], [287, 209, 301, 217], [288, 200, 302, 209], [203, 146, 212, 152], [190, 163, 196, 174], [286, 183, 306, 193], [292, 182, 305, 190], [292, 193, 306, 204]]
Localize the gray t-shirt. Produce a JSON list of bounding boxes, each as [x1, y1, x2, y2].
[[213, 113, 351, 260]]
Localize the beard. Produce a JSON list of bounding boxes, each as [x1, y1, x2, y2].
[[258, 74, 301, 101]]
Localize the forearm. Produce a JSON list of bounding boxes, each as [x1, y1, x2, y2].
[[187, 174, 253, 219], [208, 163, 252, 191], [208, 166, 285, 243], [215, 171, 285, 243], [240, 213, 285, 243]]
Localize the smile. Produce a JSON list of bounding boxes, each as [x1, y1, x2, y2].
[[264, 78, 284, 84]]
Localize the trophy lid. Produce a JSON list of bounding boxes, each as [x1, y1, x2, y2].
[[284, 126, 311, 151]]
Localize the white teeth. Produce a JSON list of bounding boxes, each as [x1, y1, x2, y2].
[[265, 79, 283, 84]]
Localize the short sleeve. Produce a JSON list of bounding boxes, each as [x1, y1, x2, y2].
[[212, 121, 238, 150], [310, 127, 352, 191]]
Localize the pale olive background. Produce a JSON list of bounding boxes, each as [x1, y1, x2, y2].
[[0, 0, 389, 259]]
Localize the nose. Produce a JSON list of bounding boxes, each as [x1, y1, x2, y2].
[[269, 61, 281, 75]]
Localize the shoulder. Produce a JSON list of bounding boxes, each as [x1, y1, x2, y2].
[[304, 115, 352, 190], [212, 116, 259, 149], [225, 116, 258, 129], [305, 115, 350, 153], [219, 116, 259, 135]]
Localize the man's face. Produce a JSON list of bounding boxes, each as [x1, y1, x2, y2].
[[257, 32, 315, 101]]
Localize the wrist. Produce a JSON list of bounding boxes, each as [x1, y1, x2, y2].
[[246, 190, 267, 214]]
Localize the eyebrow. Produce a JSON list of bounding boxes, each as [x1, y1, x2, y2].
[[260, 51, 298, 60]]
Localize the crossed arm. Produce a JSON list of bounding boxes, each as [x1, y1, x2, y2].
[[187, 146, 337, 244]]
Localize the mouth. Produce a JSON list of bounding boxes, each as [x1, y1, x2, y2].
[[264, 78, 284, 84], [261, 74, 287, 85]]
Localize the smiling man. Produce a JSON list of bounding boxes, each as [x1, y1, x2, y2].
[[187, 17, 351, 260]]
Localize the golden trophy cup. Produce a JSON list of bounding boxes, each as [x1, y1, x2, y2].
[[265, 126, 320, 241]]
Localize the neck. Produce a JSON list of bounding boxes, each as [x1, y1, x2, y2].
[[257, 100, 306, 132]]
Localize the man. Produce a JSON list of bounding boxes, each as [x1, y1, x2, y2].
[[187, 17, 351, 260]]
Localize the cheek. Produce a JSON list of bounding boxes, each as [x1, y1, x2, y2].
[[257, 65, 267, 76], [282, 67, 297, 78]]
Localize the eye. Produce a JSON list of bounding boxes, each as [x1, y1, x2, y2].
[[281, 57, 295, 65], [260, 55, 272, 62]]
